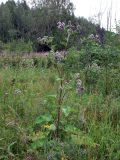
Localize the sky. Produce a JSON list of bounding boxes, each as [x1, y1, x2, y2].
[[71, 0, 120, 30], [0, 0, 120, 30]]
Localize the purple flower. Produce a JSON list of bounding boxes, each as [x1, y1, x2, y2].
[[54, 51, 63, 62], [88, 34, 95, 40], [57, 21, 65, 30], [88, 34, 101, 43], [75, 74, 84, 95], [95, 34, 101, 43]]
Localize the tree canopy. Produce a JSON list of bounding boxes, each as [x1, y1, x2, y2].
[[0, 0, 97, 43]]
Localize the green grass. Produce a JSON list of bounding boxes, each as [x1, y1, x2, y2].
[[0, 56, 120, 160]]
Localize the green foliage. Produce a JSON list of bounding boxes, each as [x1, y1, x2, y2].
[[0, 4, 120, 159], [0, 0, 99, 52], [0, 55, 120, 159], [0, 0, 75, 42], [4, 40, 33, 54]]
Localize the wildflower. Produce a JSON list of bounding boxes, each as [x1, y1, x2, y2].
[[77, 87, 84, 95], [43, 124, 51, 129], [76, 79, 82, 86], [67, 20, 74, 30], [57, 21, 65, 30], [88, 34, 95, 40], [65, 81, 69, 85], [95, 34, 101, 43], [95, 34, 99, 39], [88, 34, 101, 43], [76, 79, 84, 95], [54, 51, 63, 62], [91, 62, 101, 71], [37, 36, 49, 44], [37, 37, 41, 42], [14, 88, 22, 94]]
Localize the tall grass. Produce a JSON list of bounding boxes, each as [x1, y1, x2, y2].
[[0, 54, 120, 160]]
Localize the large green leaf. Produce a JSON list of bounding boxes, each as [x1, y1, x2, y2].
[[62, 106, 72, 117], [35, 114, 52, 124]]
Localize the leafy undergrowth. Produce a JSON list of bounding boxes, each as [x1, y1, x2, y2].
[[0, 56, 120, 160]]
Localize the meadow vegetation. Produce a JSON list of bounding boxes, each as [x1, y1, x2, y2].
[[0, 0, 120, 160], [0, 38, 120, 159]]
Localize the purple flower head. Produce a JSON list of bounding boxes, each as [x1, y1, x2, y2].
[[68, 20, 71, 26], [54, 51, 63, 62], [95, 34, 101, 43], [88, 34, 101, 43], [57, 21, 65, 30], [76, 79, 84, 95], [88, 34, 95, 40]]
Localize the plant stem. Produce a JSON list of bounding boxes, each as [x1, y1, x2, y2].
[[56, 66, 63, 139]]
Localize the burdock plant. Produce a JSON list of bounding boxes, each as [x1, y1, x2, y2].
[[36, 21, 82, 140], [53, 21, 73, 139], [54, 21, 81, 139]]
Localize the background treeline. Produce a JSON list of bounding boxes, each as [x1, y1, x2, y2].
[[0, 0, 106, 52]]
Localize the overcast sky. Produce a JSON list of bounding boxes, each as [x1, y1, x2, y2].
[[71, 0, 120, 29], [0, 0, 120, 29]]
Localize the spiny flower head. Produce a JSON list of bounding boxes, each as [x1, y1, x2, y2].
[[57, 21, 65, 30], [54, 51, 63, 62], [76, 79, 84, 95]]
